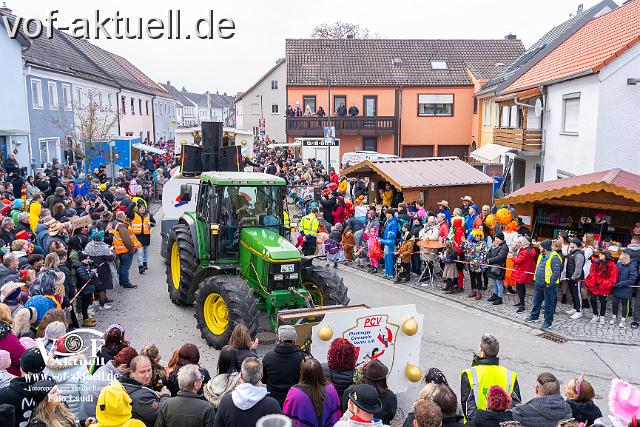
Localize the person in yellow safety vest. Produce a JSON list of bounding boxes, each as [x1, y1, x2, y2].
[[460, 334, 521, 422], [283, 210, 290, 229], [525, 239, 563, 330], [112, 210, 142, 289], [299, 207, 319, 256], [131, 202, 156, 274]]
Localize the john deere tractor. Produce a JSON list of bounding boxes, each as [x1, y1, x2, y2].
[[166, 171, 349, 349]]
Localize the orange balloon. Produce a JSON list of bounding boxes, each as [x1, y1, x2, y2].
[[496, 208, 513, 226]]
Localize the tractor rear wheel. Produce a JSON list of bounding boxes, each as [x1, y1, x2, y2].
[[166, 224, 197, 305], [194, 276, 260, 349], [302, 264, 350, 306]]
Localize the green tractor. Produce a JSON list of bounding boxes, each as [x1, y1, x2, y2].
[[166, 171, 349, 349]]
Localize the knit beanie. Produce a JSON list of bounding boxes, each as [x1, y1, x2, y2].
[[0, 350, 11, 371]]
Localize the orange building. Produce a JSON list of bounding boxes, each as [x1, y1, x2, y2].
[[285, 38, 524, 164]]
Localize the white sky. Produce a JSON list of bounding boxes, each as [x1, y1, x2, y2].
[[11, 0, 607, 95]]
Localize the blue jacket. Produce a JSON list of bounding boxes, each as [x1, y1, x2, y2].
[[73, 178, 90, 197], [613, 260, 637, 299], [379, 216, 398, 250], [535, 251, 563, 286], [438, 208, 452, 225], [464, 213, 478, 235]]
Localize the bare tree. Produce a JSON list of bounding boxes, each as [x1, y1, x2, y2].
[[311, 21, 372, 39], [49, 89, 120, 170]]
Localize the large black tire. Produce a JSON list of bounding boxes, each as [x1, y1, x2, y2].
[[301, 264, 350, 306], [194, 276, 260, 349], [166, 224, 198, 305]]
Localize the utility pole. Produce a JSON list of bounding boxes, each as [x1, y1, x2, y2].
[[327, 78, 331, 169]]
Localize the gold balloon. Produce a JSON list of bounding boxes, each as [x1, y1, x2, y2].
[[402, 317, 418, 336], [485, 214, 497, 229], [318, 325, 333, 341], [405, 364, 422, 382]]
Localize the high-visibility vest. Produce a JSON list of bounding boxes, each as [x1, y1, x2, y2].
[[113, 224, 142, 254], [300, 213, 319, 237], [534, 251, 562, 284], [131, 213, 151, 235], [283, 210, 290, 228], [462, 365, 517, 416]]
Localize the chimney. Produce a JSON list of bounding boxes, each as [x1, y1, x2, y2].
[[166, 80, 171, 86], [576, 4, 584, 14], [0, 2, 12, 13], [505, 33, 517, 40]]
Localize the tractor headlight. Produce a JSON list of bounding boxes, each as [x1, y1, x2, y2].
[[280, 264, 295, 273], [274, 274, 284, 281], [289, 273, 299, 280]]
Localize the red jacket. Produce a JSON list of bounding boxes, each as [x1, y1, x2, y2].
[[332, 205, 346, 226], [511, 246, 537, 284], [585, 260, 618, 296], [344, 202, 354, 219], [330, 172, 339, 185]]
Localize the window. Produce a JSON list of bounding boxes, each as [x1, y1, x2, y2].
[[510, 105, 519, 128], [363, 137, 378, 152], [62, 85, 72, 110], [271, 104, 279, 114], [39, 138, 59, 165], [482, 101, 492, 126], [130, 98, 135, 114], [139, 99, 142, 115], [251, 103, 260, 115], [47, 82, 58, 109], [107, 93, 114, 111], [97, 92, 103, 107], [302, 96, 316, 113], [418, 94, 453, 116], [31, 79, 43, 109], [121, 96, 126, 114], [334, 96, 346, 113], [501, 106, 511, 127], [562, 93, 580, 134], [146, 100, 150, 115], [76, 88, 83, 108], [430, 61, 448, 70], [271, 80, 278, 90]]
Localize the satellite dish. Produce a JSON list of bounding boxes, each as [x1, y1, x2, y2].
[[534, 98, 543, 117]]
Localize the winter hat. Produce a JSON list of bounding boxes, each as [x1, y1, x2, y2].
[[470, 204, 479, 213], [0, 404, 15, 427], [609, 379, 640, 423], [495, 232, 505, 241], [470, 229, 484, 239], [65, 208, 77, 217], [96, 381, 136, 427], [44, 321, 66, 342], [0, 350, 11, 371], [363, 359, 389, 381], [31, 379, 56, 405], [486, 385, 512, 412], [19, 347, 46, 374], [517, 236, 530, 247], [540, 240, 553, 251], [424, 368, 448, 386], [569, 237, 583, 247]]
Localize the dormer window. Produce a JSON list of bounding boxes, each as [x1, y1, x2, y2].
[[430, 61, 448, 70]]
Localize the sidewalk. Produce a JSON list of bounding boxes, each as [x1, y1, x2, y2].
[[339, 263, 640, 346]]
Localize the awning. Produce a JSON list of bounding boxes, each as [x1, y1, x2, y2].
[[132, 143, 165, 155], [470, 143, 512, 163]]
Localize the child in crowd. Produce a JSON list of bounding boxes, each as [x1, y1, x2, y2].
[[585, 251, 618, 325], [462, 229, 488, 299], [354, 239, 369, 269], [395, 225, 414, 283], [611, 252, 637, 328], [325, 224, 343, 268], [564, 375, 602, 426], [365, 227, 382, 273], [342, 225, 355, 263], [440, 241, 459, 293]]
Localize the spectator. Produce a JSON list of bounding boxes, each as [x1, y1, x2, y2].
[[460, 334, 520, 422], [283, 356, 342, 427], [121, 355, 171, 427], [166, 343, 211, 397], [337, 104, 347, 117], [140, 344, 167, 392], [342, 360, 396, 426], [95, 324, 129, 372], [526, 240, 563, 331], [90, 380, 146, 427], [348, 104, 359, 117], [611, 252, 637, 328], [511, 372, 572, 427], [4, 154, 20, 176], [130, 203, 155, 274], [413, 400, 443, 427], [156, 364, 215, 427], [0, 303, 25, 376], [84, 227, 117, 311], [228, 324, 259, 370], [0, 348, 47, 427], [467, 385, 513, 427], [564, 375, 602, 426], [80, 346, 138, 422], [214, 357, 281, 427], [510, 236, 537, 314], [485, 232, 508, 306], [593, 379, 640, 426], [0, 349, 15, 388], [584, 251, 618, 325], [623, 237, 640, 329], [462, 229, 488, 299], [204, 345, 241, 409], [26, 380, 78, 427], [322, 338, 357, 400], [113, 211, 141, 289], [262, 325, 305, 407], [335, 383, 388, 427], [404, 383, 462, 427], [0, 218, 16, 247], [0, 254, 19, 286]]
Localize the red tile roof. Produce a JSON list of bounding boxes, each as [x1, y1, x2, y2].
[[499, 168, 640, 204], [504, 0, 640, 94]]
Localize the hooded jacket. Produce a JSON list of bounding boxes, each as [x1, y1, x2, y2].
[[511, 394, 573, 427], [94, 381, 145, 427], [43, 352, 89, 417], [0, 322, 25, 376], [585, 260, 618, 296], [79, 361, 122, 421], [213, 383, 281, 427], [613, 259, 637, 299], [322, 364, 354, 400], [121, 375, 169, 427], [262, 343, 305, 407], [467, 409, 513, 427], [0, 375, 48, 427]]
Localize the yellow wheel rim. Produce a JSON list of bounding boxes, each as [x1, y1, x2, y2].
[[171, 243, 181, 289], [203, 293, 228, 335], [303, 282, 324, 306]]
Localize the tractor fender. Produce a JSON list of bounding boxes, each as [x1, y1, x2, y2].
[[179, 215, 200, 259], [189, 265, 239, 301]]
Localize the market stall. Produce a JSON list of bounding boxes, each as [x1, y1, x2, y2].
[[497, 168, 640, 249], [341, 156, 494, 207]]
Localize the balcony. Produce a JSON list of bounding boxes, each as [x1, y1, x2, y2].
[[493, 128, 542, 151], [286, 116, 397, 137]]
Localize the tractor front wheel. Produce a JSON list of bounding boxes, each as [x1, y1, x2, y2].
[[194, 276, 260, 349], [166, 224, 197, 305], [302, 264, 350, 306]]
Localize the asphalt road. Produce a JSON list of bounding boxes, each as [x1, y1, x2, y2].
[[96, 210, 638, 424]]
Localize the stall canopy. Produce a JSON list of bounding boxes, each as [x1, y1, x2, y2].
[[470, 143, 512, 163], [497, 168, 640, 211], [132, 143, 165, 155], [342, 156, 494, 206]]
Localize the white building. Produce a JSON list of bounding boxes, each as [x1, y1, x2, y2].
[[160, 82, 198, 127], [235, 58, 286, 142]]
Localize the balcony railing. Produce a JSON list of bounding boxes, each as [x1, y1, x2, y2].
[[493, 127, 542, 151], [286, 116, 397, 137]]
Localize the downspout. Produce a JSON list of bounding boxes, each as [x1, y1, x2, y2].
[[23, 63, 34, 174], [151, 95, 156, 143], [395, 85, 402, 156], [539, 84, 547, 181]]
